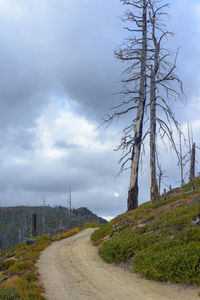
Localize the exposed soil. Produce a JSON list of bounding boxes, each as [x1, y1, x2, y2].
[[37, 228, 200, 300]]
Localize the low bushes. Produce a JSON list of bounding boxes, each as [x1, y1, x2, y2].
[[133, 242, 200, 284], [99, 227, 200, 285], [98, 229, 161, 263]]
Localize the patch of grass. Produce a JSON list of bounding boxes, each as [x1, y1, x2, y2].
[[0, 287, 20, 299], [25, 272, 37, 283], [90, 223, 113, 245], [83, 222, 99, 229], [35, 235, 51, 244], [2, 277, 45, 300], [52, 227, 80, 241]]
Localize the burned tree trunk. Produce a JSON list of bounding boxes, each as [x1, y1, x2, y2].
[[150, 80, 159, 203], [31, 213, 37, 237], [128, 0, 147, 210]]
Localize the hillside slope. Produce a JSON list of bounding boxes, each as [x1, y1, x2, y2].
[[91, 178, 200, 286]]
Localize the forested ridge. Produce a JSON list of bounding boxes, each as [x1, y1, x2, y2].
[[0, 206, 106, 251]]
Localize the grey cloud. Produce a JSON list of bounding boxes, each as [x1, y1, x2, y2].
[[0, 0, 199, 218]]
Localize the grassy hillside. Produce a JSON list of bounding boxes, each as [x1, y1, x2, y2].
[[0, 206, 107, 251], [91, 178, 200, 286]]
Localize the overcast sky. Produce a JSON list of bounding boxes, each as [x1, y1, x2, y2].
[[0, 0, 200, 219]]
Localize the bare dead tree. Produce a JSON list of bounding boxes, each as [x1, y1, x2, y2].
[[187, 123, 195, 189], [127, 0, 148, 210], [148, 0, 183, 203], [103, 0, 183, 209], [68, 185, 72, 228], [104, 0, 148, 210], [179, 129, 185, 186], [149, 1, 161, 203], [180, 123, 200, 189], [189, 142, 196, 190], [157, 160, 168, 196], [31, 213, 37, 237]]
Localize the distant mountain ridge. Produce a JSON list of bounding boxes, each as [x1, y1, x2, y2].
[[0, 205, 107, 251]]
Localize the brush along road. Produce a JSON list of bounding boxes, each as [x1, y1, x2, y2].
[[38, 228, 199, 300]]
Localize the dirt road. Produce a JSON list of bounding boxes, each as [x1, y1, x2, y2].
[[38, 228, 199, 300]]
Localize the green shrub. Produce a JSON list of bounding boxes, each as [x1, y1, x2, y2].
[[6, 261, 35, 276], [0, 287, 20, 299], [26, 272, 37, 282], [7, 262, 27, 275], [98, 229, 161, 263], [91, 223, 113, 245], [35, 235, 51, 244], [0, 259, 15, 271], [133, 241, 200, 284]]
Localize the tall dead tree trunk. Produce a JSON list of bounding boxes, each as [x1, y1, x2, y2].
[[148, 0, 183, 203], [157, 162, 165, 196], [103, 0, 183, 210], [31, 213, 37, 237], [150, 80, 159, 203], [179, 131, 185, 186], [149, 4, 159, 203], [128, 0, 147, 210], [189, 142, 196, 190]]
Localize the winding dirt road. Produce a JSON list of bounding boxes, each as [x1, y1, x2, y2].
[[38, 228, 199, 300]]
